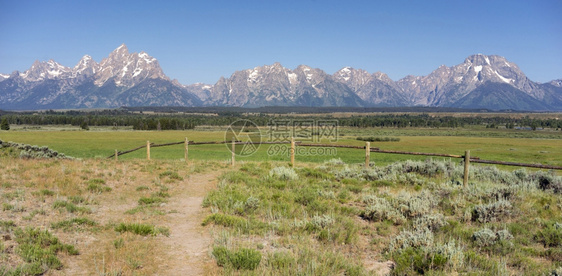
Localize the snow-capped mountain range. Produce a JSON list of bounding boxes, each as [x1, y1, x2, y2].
[[1, 44, 561, 111], [0, 44, 200, 109]]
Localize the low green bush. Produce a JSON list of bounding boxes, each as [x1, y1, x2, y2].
[[138, 196, 166, 205], [159, 171, 183, 181], [268, 251, 295, 270], [114, 222, 169, 237], [87, 183, 112, 193], [52, 200, 91, 214], [212, 246, 261, 270], [535, 222, 562, 247], [356, 136, 400, 142], [5, 227, 79, 275], [51, 217, 97, 230]]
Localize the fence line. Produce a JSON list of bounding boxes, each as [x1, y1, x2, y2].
[[107, 138, 562, 173]]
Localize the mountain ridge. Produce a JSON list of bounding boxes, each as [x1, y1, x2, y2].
[[1, 45, 560, 111]]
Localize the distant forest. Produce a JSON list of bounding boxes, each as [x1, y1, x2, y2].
[[0, 107, 561, 131]]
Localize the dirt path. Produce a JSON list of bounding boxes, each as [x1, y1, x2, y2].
[[156, 171, 220, 275]]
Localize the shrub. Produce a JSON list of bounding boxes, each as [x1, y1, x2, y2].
[[536, 173, 562, 194], [52, 200, 91, 214], [0, 220, 16, 231], [159, 171, 183, 181], [113, 238, 124, 249], [245, 196, 260, 211], [356, 136, 400, 142], [202, 213, 247, 228], [87, 183, 111, 193], [471, 200, 512, 223], [391, 240, 463, 274], [547, 267, 562, 276], [230, 248, 262, 270], [51, 217, 97, 230], [268, 251, 295, 269], [114, 222, 169, 237], [0, 141, 73, 159], [472, 228, 497, 247], [309, 214, 335, 230], [294, 188, 317, 206], [397, 191, 435, 218], [269, 167, 299, 181], [2, 203, 14, 211], [88, 178, 106, 185], [324, 158, 345, 165], [138, 196, 165, 205], [472, 228, 514, 247], [535, 222, 562, 247], [212, 246, 231, 267], [414, 213, 447, 232], [68, 195, 86, 204], [37, 189, 55, 196], [388, 229, 434, 252], [136, 185, 150, 191], [361, 197, 406, 225], [212, 246, 262, 270], [12, 227, 78, 274], [392, 247, 448, 275]]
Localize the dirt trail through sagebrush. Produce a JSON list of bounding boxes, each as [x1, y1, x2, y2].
[[155, 171, 221, 275]]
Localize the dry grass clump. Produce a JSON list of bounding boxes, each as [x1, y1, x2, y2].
[[0, 156, 210, 275]]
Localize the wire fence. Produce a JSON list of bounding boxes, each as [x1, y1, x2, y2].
[[107, 138, 562, 171]]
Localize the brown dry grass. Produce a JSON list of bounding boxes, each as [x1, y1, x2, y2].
[[0, 157, 228, 275]]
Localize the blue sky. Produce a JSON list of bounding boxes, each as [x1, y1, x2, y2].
[[1, 0, 560, 84]]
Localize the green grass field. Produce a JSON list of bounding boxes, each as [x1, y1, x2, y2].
[[1, 126, 561, 168], [2, 123, 562, 275]]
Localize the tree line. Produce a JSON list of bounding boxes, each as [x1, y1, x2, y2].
[[0, 110, 561, 131]]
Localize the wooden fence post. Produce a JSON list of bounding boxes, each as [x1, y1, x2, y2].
[[147, 140, 151, 160], [365, 142, 370, 168], [185, 137, 188, 163], [115, 149, 118, 161], [290, 137, 295, 167], [231, 139, 235, 167], [463, 150, 470, 186]]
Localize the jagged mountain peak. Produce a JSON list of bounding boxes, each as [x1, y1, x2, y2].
[[73, 55, 98, 77], [463, 54, 517, 69], [95, 44, 167, 87], [111, 44, 129, 56], [465, 53, 493, 65], [247, 62, 287, 75], [19, 59, 71, 81], [549, 79, 562, 87], [74, 55, 96, 69]]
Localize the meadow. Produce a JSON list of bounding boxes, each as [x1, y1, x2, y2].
[[1, 125, 561, 168], [1, 123, 561, 275]]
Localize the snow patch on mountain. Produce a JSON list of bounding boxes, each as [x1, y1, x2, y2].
[[248, 69, 259, 83], [494, 70, 513, 83], [287, 72, 297, 85]]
